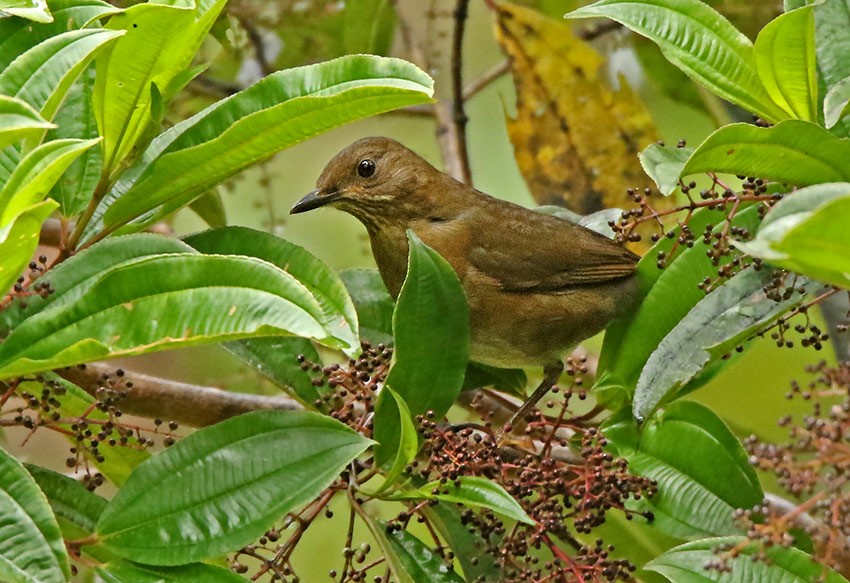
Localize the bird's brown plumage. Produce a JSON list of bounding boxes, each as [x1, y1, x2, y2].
[[291, 137, 640, 369]]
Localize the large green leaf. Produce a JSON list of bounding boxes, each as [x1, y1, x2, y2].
[[48, 67, 102, 217], [93, 0, 226, 176], [646, 536, 849, 582], [0, 446, 69, 583], [812, 0, 850, 137], [754, 6, 817, 122], [735, 183, 850, 289], [0, 138, 99, 224], [566, 0, 787, 122], [184, 226, 359, 356], [675, 121, 850, 194], [0, 0, 118, 71], [598, 206, 761, 392], [0, 200, 57, 297], [84, 55, 434, 239], [0, 253, 342, 379], [0, 95, 53, 151], [604, 402, 762, 540], [374, 232, 469, 466], [0, 233, 192, 334], [633, 267, 816, 419], [96, 410, 371, 565], [96, 560, 249, 583], [25, 464, 107, 539], [0, 28, 122, 122]]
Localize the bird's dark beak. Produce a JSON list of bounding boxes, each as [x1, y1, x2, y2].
[[290, 188, 341, 214]]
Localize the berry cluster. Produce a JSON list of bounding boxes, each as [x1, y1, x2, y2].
[[741, 362, 850, 573]]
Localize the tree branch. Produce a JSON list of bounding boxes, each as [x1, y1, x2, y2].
[[463, 59, 510, 101], [58, 363, 302, 428], [450, 0, 472, 185]]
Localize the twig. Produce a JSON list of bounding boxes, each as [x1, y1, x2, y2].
[[386, 104, 435, 117], [450, 0, 472, 185], [236, 14, 273, 77], [58, 362, 302, 427], [463, 60, 510, 101]]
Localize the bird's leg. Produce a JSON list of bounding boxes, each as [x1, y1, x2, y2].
[[496, 361, 563, 445]]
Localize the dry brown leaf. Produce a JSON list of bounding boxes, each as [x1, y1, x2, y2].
[[494, 1, 658, 215]]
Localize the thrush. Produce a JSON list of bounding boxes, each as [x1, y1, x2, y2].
[[291, 137, 640, 436]]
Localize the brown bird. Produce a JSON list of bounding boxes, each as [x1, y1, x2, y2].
[[291, 137, 640, 436]]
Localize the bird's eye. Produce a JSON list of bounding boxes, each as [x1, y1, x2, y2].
[[357, 158, 376, 178]]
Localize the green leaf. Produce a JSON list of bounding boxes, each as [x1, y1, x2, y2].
[[735, 184, 850, 289], [93, 0, 226, 176], [48, 67, 103, 217], [824, 75, 850, 129], [812, 0, 850, 137], [754, 6, 817, 122], [85, 55, 434, 238], [0, 95, 53, 151], [375, 232, 469, 466], [604, 401, 762, 539], [676, 121, 850, 193], [462, 362, 527, 397], [225, 336, 323, 405], [633, 267, 816, 419], [339, 268, 395, 347], [0, 28, 123, 122], [0, 445, 70, 583], [0, 0, 52, 23], [96, 560, 249, 583], [402, 477, 534, 526], [343, 0, 395, 55], [638, 143, 693, 195], [598, 205, 761, 390], [371, 387, 418, 493], [188, 188, 226, 228], [0, 0, 119, 72], [0, 199, 56, 297], [424, 504, 500, 582], [184, 226, 359, 356], [360, 516, 464, 583], [646, 536, 849, 582], [25, 464, 107, 538], [565, 0, 788, 123], [96, 410, 370, 565], [0, 233, 192, 334], [0, 138, 100, 225], [0, 253, 340, 379]]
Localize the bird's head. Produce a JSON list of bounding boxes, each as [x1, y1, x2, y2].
[[290, 137, 439, 228]]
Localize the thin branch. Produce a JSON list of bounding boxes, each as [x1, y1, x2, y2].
[[450, 0, 472, 185], [58, 362, 302, 427], [236, 14, 274, 77], [463, 59, 510, 101], [385, 104, 436, 117]]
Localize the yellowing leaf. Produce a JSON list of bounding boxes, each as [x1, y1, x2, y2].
[[494, 1, 658, 215]]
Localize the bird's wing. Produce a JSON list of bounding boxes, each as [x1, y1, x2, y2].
[[465, 202, 639, 293]]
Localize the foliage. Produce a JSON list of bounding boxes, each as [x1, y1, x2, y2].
[[0, 0, 849, 582]]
